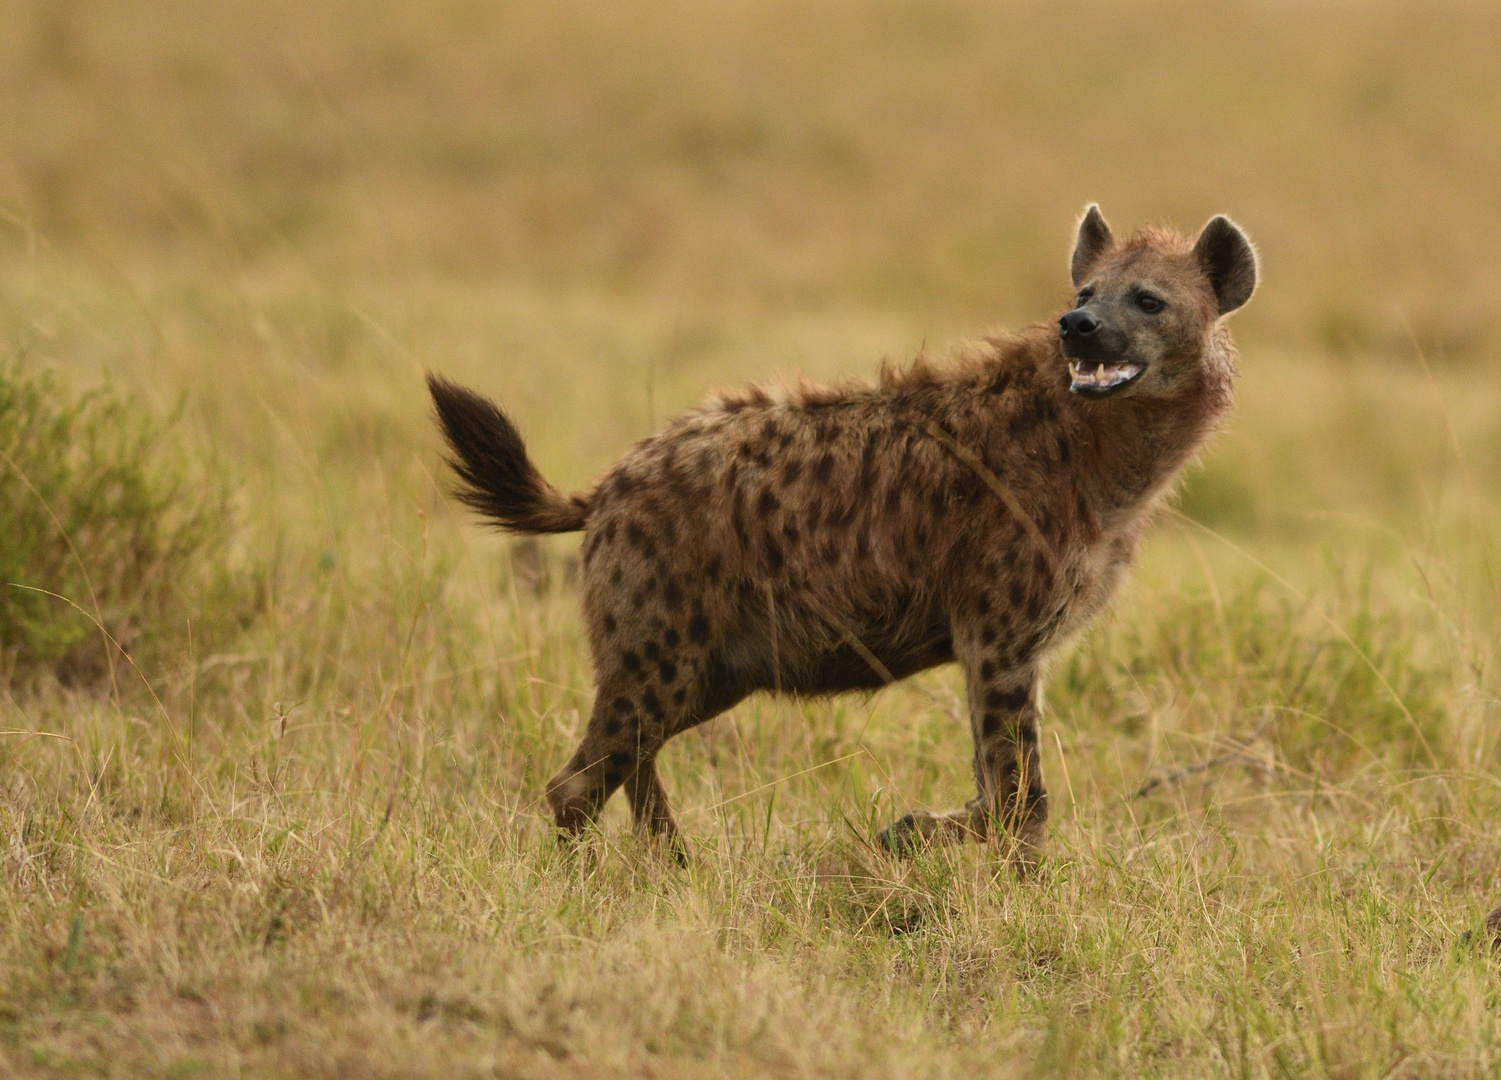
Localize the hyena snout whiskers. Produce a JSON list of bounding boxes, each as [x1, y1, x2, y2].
[[430, 203, 1256, 867]]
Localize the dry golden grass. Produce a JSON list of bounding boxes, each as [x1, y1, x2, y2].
[[3, 1, 1501, 1076]]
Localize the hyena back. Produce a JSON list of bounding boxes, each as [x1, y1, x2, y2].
[[429, 205, 1257, 863]]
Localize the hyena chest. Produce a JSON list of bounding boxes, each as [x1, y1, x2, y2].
[[1051, 529, 1138, 644]]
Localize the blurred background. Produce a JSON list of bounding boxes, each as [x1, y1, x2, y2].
[[3, 0, 1501, 523], [5, 0, 1501, 344], [3, 0, 1499, 478]]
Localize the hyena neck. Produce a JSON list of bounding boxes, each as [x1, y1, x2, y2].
[[1065, 341, 1236, 528]]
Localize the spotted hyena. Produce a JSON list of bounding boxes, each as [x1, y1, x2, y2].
[[428, 205, 1257, 863]]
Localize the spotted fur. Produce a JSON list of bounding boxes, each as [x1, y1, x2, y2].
[[429, 206, 1257, 864]]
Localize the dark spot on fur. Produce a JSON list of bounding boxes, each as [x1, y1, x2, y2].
[[688, 612, 711, 644], [761, 418, 779, 442], [764, 536, 785, 571], [673, 689, 687, 705], [603, 614, 617, 634], [625, 522, 655, 559], [758, 489, 780, 516], [644, 640, 662, 663], [982, 712, 1002, 737], [1056, 435, 1071, 465], [986, 687, 1030, 712], [610, 567, 623, 587], [622, 651, 642, 673], [858, 430, 881, 485], [814, 453, 835, 483], [805, 501, 823, 531], [990, 370, 1012, 395], [980, 660, 996, 681], [612, 696, 633, 714], [664, 628, 680, 648], [642, 687, 665, 722], [613, 472, 635, 495], [782, 522, 799, 546], [705, 556, 722, 584], [783, 460, 802, 484], [663, 577, 684, 610], [1009, 581, 1024, 610], [886, 487, 901, 512], [731, 498, 750, 550], [980, 624, 998, 647], [658, 660, 677, 684], [975, 595, 990, 617]]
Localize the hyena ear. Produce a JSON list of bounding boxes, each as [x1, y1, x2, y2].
[[1071, 204, 1115, 288], [1192, 215, 1258, 315]]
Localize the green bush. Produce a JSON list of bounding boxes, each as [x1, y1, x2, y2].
[[0, 354, 248, 688]]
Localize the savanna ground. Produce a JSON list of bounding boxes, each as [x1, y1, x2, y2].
[[3, 1, 1501, 1076]]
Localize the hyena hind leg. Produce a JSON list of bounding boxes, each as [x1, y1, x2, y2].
[[544, 688, 654, 834], [543, 673, 695, 861], [624, 757, 687, 863]]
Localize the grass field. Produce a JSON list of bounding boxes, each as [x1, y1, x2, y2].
[[4, 1, 1501, 1076]]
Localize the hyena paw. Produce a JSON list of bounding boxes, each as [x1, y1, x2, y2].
[[878, 809, 976, 855], [878, 812, 927, 855]]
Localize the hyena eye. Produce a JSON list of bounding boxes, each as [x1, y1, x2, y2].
[[1135, 294, 1164, 314], [1075, 289, 1094, 307]]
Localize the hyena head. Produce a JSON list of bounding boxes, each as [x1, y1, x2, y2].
[[1058, 205, 1257, 399]]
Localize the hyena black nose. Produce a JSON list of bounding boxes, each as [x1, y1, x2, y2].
[[1058, 310, 1101, 339]]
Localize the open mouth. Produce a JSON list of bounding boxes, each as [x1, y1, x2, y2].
[[1068, 360, 1145, 397]]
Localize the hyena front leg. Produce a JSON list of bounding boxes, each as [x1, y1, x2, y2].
[[880, 649, 1047, 867]]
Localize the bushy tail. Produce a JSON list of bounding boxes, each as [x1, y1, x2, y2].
[[426, 373, 590, 534]]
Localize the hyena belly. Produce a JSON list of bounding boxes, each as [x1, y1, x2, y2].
[[705, 587, 956, 700]]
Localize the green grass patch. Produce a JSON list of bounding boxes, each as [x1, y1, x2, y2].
[[0, 354, 254, 690]]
